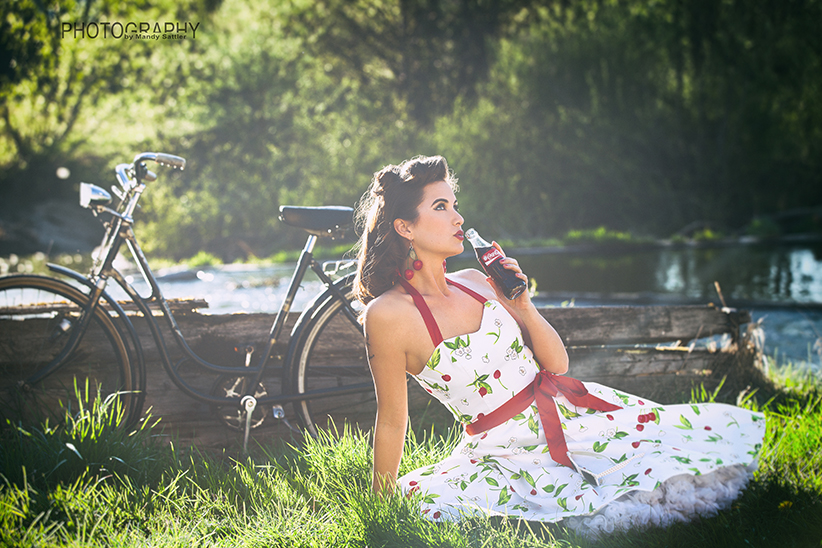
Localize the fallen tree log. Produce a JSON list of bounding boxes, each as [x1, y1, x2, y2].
[[0, 302, 767, 450]]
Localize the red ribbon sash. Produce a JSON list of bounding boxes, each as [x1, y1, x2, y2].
[[465, 370, 622, 468]]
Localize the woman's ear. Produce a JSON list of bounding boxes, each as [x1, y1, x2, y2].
[[393, 218, 413, 241]]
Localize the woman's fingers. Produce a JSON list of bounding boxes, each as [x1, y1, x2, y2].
[[502, 258, 527, 280], [492, 241, 527, 281]]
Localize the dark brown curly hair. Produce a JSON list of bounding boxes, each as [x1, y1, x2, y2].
[[353, 155, 458, 306]]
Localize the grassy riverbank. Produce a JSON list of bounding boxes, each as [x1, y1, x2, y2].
[[2, 363, 821, 547]]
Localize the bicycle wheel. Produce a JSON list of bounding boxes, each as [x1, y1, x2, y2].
[[288, 283, 372, 436], [0, 275, 136, 430]]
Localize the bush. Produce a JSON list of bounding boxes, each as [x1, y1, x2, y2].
[[563, 226, 636, 245]]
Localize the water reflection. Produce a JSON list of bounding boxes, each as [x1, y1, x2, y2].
[[107, 263, 329, 315], [489, 243, 822, 305]]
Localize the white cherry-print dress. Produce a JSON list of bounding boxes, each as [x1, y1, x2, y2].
[[397, 277, 766, 537]]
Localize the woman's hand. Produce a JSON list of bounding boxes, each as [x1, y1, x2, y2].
[[485, 241, 532, 310]]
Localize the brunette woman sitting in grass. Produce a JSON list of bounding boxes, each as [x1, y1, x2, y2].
[[353, 155, 766, 537]]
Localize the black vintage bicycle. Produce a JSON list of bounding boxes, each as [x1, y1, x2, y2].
[[0, 152, 372, 444]]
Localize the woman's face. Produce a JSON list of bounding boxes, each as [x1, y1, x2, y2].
[[406, 180, 465, 258]]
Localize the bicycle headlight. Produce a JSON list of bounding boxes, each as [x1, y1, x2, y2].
[[79, 182, 112, 209]]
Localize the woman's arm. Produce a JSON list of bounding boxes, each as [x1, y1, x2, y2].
[[363, 298, 410, 494], [507, 296, 569, 375], [464, 246, 569, 375]]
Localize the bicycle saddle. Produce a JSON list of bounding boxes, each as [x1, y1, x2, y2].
[[279, 205, 354, 237]]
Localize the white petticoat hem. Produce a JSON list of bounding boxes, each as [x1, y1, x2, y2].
[[560, 461, 757, 538]]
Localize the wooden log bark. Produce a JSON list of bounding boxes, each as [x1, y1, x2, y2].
[[1, 304, 763, 451], [566, 344, 766, 404], [127, 304, 747, 355], [542, 306, 750, 346]]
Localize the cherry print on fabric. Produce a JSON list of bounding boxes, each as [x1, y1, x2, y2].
[[397, 279, 766, 535]]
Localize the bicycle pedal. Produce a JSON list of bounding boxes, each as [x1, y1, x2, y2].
[[272, 405, 301, 435]]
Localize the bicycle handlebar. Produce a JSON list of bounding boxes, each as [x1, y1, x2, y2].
[[132, 152, 187, 171], [155, 153, 186, 170]]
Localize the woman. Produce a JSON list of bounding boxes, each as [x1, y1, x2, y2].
[[354, 155, 765, 536]]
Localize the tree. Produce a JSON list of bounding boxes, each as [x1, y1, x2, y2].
[[0, 0, 220, 203], [289, 0, 542, 125]]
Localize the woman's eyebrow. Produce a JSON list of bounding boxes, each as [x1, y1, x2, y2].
[[432, 198, 452, 207]]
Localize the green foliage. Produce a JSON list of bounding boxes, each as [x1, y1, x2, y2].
[[744, 217, 783, 238], [289, 0, 535, 126], [184, 250, 221, 268], [132, 0, 421, 259], [691, 228, 724, 242], [2, 0, 822, 259], [757, 396, 822, 494], [0, 251, 90, 276], [434, 0, 822, 239], [0, 0, 220, 207], [563, 227, 636, 245], [0, 0, 53, 90]]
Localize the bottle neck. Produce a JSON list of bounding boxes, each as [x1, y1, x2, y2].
[[465, 229, 491, 248]]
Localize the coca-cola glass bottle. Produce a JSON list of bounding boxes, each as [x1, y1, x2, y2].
[[464, 229, 527, 300]]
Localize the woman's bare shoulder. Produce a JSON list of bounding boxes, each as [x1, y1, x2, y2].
[[450, 268, 487, 282], [449, 268, 495, 298], [363, 288, 426, 367], [363, 288, 414, 333]]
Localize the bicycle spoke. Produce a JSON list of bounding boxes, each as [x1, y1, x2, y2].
[[0, 276, 134, 430], [291, 283, 375, 435]]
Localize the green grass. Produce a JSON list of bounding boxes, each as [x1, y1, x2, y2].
[[1, 371, 822, 547]]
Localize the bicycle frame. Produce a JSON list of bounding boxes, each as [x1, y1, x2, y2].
[[117, 227, 365, 407], [49, 152, 369, 410]]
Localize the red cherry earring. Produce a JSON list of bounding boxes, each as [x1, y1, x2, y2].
[[404, 242, 423, 280]]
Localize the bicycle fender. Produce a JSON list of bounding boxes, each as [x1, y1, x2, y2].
[[284, 273, 357, 371], [46, 264, 135, 325], [288, 272, 357, 339], [46, 263, 95, 288]]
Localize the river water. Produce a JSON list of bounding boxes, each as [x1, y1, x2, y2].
[[127, 239, 822, 373]]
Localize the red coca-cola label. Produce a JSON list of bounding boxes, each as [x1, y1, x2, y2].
[[480, 248, 503, 267]]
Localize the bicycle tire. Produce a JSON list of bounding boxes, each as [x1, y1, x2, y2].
[[288, 279, 372, 436], [0, 275, 137, 430]]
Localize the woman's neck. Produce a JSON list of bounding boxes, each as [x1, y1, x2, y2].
[[402, 262, 451, 297]]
